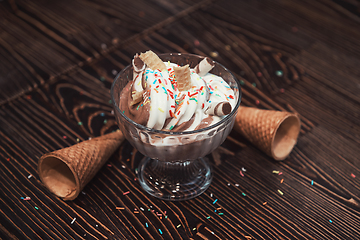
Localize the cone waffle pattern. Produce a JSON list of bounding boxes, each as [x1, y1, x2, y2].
[[174, 65, 192, 91], [234, 107, 294, 157], [39, 131, 124, 200]]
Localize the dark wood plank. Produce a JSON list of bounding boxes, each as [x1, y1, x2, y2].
[[1, 0, 360, 239]]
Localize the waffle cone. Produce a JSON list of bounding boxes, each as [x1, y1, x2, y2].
[[38, 130, 124, 200], [233, 106, 300, 160]]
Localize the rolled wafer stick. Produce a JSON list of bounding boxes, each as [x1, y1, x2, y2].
[[132, 53, 145, 73], [38, 131, 124, 200], [205, 101, 232, 116], [174, 64, 192, 91], [195, 57, 215, 77], [139, 50, 167, 71], [233, 106, 301, 160]]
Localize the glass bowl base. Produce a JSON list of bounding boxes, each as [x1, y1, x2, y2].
[[137, 157, 212, 201]]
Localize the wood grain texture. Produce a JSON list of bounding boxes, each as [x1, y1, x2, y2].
[[1, 0, 360, 239]]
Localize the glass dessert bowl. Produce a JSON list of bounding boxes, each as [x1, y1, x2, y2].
[[111, 53, 241, 201]]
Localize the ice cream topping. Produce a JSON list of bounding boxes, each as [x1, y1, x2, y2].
[[119, 51, 236, 132]]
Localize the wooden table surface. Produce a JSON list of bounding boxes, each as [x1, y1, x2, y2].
[[1, 0, 360, 239]]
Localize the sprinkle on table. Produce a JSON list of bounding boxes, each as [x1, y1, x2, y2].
[[272, 170, 280, 174], [206, 216, 211, 219], [351, 173, 356, 178], [193, 228, 196, 231], [213, 199, 218, 204], [278, 190, 284, 196], [145, 223, 148, 228], [329, 220, 333, 223], [280, 179, 284, 184], [242, 193, 246, 197], [177, 224, 181, 228], [240, 170, 244, 177], [158, 229, 163, 234], [71, 218, 76, 224], [28, 174, 32, 179], [123, 191, 130, 195], [77, 122, 83, 126], [34, 206, 39, 210], [275, 70, 283, 77], [311, 180, 314, 185], [116, 207, 125, 210], [218, 213, 224, 216], [263, 201, 267, 206]]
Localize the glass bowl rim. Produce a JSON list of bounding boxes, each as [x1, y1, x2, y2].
[[110, 52, 242, 136]]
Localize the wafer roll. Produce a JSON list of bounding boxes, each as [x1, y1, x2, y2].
[[233, 106, 301, 160], [174, 64, 192, 91], [132, 53, 145, 73], [38, 131, 124, 200], [206, 101, 232, 116], [195, 57, 215, 77], [139, 50, 167, 71]]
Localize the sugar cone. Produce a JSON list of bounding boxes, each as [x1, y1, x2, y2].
[[38, 130, 124, 200], [233, 106, 301, 160]]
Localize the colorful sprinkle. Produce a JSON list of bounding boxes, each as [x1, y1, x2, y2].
[[158, 229, 163, 234], [278, 190, 284, 195], [103, 119, 108, 124], [329, 220, 332, 223], [213, 199, 218, 204], [206, 216, 211, 219], [116, 207, 125, 210], [34, 206, 39, 210], [123, 191, 130, 195], [193, 228, 197, 231], [71, 218, 76, 224], [280, 179, 284, 184], [177, 224, 181, 228], [275, 70, 283, 77], [28, 175, 32, 179], [311, 180, 314, 185], [263, 202, 267, 206], [158, 107, 164, 113], [77, 122, 83, 126], [218, 213, 224, 215], [351, 173, 356, 178], [242, 193, 246, 197], [240, 170, 244, 177], [272, 170, 280, 174], [146, 223, 148, 228]]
